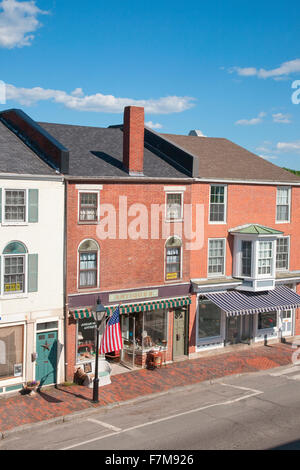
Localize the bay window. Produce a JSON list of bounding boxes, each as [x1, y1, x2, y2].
[[258, 241, 273, 276]]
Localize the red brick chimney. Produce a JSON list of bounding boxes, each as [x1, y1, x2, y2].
[[123, 106, 144, 175]]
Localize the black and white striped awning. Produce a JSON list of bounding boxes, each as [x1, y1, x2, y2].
[[204, 286, 300, 317]]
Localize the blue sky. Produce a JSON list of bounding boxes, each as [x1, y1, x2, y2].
[[1, 0, 300, 169]]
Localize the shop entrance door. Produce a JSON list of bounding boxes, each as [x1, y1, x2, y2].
[[281, 310, 293, 337], [226, 316, 241, 344], [173, 308, 187, 358], [120, 315, 136, 368], [36, 331, 57, 386]]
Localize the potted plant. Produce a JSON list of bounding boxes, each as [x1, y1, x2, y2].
[[23, 380, 40, 395]]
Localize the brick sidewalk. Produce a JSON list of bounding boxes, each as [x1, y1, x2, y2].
[[0, 342, 294, 434]]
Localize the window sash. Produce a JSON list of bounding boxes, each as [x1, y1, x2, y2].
[[208, 239, 225, 275], [210, 186, 226, 222], [166, 247, 181, 279], [4, 256, 25, 293], [79, 193, 98, 221], [166, 193, 182, 220], [276, 238, 289, 270], [4, 190, 26, 222], [241, 241, 252, 276], [79, 251, 97, 287], [258, 241, 273, 275], [276, 187, 290, 221]]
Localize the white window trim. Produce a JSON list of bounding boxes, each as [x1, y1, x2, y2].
[[195, 298, 226, 348], [165, 191, 184, 222], [164, 236, 183, 282], [256, 239, 276, 279], [2, 188, 28, 226], [77, 238, 100, 290], [275, 186, 291, 224], [207, 238, 226, 278], [1, 253, 28, 298], [77, 190, 101, 224], [0, 321, 26, 386], [208, 184, 227, 225], [276, 235, 290, 272]]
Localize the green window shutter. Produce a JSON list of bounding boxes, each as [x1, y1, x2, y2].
[[28, 189, 39, 223], [28, 254, 38, 292]]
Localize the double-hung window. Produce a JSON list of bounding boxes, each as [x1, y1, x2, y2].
[[78, 240, 99, 288], [166, 193, 183, 221], [165, 237, 182, 280], [4, 190, 26, 222], [276, 187, 290, 222], [209, 185, 226, 223], [258, 241, 273, 276], [79, 192, 98, 222], [241, 241, 252, 277], [4, 255, 25, 294], [208, 239, 225, 276], [276, 237, 289, 271]]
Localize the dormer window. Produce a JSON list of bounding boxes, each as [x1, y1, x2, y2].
[[230, 224, 283, 292]]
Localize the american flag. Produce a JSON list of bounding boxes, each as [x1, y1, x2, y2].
[[100, 306, 123, 354]]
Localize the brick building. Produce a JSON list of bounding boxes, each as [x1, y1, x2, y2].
[[1, 106, 300, 385]]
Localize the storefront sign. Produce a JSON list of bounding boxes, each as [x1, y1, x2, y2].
[[109, 289, 159, 303]]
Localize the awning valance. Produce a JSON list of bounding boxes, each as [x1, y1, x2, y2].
[[70, 295, 191, 319], [204, 286, 300, 317]]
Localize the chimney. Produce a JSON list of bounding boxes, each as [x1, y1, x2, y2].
[[123, 106, 144, 175]]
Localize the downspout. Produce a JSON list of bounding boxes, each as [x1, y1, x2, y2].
[[63, 179, 68, 382]]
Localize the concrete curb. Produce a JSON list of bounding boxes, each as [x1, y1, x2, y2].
[[0, 364, 285, 440]]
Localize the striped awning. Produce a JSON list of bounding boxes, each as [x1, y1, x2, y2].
[[70, 296, 191, 319], [204, 286, 300, 317]]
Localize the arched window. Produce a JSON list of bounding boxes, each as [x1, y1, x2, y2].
[[3, 241, 28, 294], [165, 236, 182, 281], [78, 239, 99, 288]]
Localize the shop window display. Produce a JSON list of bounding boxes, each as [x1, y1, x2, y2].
[[0, 325, 24, 380], [198, 300, 222, 339]]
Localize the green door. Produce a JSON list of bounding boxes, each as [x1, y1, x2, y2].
[[36, 331, 58, 386]]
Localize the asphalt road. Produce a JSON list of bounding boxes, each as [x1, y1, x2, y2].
[[2, 364, 300, 451]]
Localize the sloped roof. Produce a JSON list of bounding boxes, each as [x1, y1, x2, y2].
[[38, 123, 190, 178], [0, 121, 56, 175], [160, 133, 300, 183], [229, 224, 283, 235]]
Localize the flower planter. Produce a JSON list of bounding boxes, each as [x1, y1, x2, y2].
[[23, 381, 40, 396]]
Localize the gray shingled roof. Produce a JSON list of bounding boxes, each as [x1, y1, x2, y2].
[[160, 134, 300, 183], [0, 121, 56, 175], [39, 123, 189, 178]]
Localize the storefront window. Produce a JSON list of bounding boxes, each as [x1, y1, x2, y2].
[[0, 325, 24, 380], [142, 310, 168, 350], [258, 311, 277, 330], [198, 300, 222, 339], [77, 318, 97, 363]]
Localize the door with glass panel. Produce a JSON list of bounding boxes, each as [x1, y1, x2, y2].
[[281, 310, 293, 337], [173, 308, 187, 357], [120, 315, 135, 368]]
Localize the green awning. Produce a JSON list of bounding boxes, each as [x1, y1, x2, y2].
[[70, 296, 191, 319]]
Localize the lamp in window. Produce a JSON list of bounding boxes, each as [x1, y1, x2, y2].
[[91, 297, 107, 403]]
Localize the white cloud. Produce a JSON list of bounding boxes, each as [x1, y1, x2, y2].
[[235, 112, 266, 126], [272, 112, 291, 124], [259, 154, 278, 161], [230, 59, 300, 79], [5, 83, 196, 114], [276, 141, 300, 153], [145, 121, 163, 129], [0, 0, 47, 49]]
